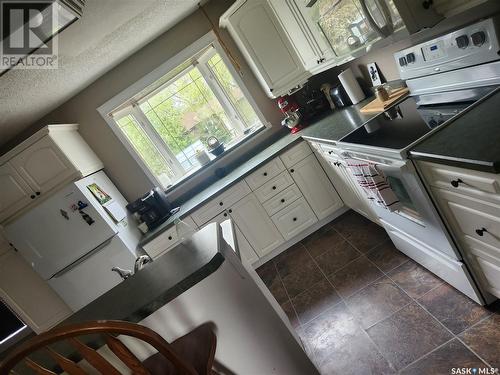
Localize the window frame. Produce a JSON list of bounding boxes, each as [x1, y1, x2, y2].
[[98, 31, 270, 189]]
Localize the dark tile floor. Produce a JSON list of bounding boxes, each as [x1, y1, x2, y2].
[[256, 210, 500, 374]]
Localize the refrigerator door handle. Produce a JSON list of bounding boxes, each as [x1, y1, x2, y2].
[[50, 235, 116, 279]]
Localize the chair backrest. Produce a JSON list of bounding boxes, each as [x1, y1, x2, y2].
[[0, 320, 198, 375]]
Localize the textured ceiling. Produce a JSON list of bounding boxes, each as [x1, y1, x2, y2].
[[0, 0, 199, 146]]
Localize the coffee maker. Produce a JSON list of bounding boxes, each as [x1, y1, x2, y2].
[[126, 187, 172, 231]]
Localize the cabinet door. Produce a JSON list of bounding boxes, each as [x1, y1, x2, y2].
[[0, 162, 35, 223], [10, 136, 77, 195], [289, 154, 343, 220], [0, 251, 72, 333], [229, 193, 284, 257], [221, 0, 310, 97], [202, 211, 259, 264]]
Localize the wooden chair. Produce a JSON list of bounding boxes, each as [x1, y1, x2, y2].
[[0, 320, 217, 375]]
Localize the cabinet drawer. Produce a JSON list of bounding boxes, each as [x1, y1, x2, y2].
[[271, 197, 317, 240], [419, 161, 500, 203], [262, 184, 302, 216], [191, 181, 251, 226], [142, 216, 197, 259], [254, 171, 294, 203], [280, 141, 312, 168], [245, 158, 286, 190], [432, 188, 500, 252], [142, 225, 178, 259]]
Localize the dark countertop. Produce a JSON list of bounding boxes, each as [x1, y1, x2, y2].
[[410, 88, 500, 173], [65, 223, 224, 325], [300, 96, 378, 144], [140, 97, 377, 247]]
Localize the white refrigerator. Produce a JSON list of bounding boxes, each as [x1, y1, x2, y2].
[[4, 171, 141, 312]]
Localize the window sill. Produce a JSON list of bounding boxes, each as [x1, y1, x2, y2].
[[163, 125, 268, 194]]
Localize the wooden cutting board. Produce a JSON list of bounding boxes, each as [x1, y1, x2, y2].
[[360, 87, 409, 114]]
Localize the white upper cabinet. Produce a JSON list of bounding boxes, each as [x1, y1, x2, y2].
[[287, 154, 344, 220], [268, 0, 334, 73], [0, 163, 36, 223], [0, 125, 103, 224], [220, 0, 311, 98], [10, 136, 77, 196]]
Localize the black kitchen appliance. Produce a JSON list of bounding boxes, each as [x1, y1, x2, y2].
[[330, 84, 351, 108], [126, 187, 172, 229]]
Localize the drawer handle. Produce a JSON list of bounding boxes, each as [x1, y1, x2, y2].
[[475, 228, 488, 236], [168, 236, 173, 240], [281, 199, 285, 203], [272, 186, 277, 190], [328, 151, 333, 155], [263, 172, 268, 176], [450, 178, 464, 188], [219, 202, 223, 206], [293, 217, 297, 222]]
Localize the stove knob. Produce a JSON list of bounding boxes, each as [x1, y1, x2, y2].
[[471, 31, 486, 46], [428, 119, 438, 127], [406, 52, 415, 63], [398, 56, 407, 66], [456, 35, 469, 49]]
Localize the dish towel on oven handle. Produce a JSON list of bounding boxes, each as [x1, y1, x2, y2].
[[345, 158, 401, 212]]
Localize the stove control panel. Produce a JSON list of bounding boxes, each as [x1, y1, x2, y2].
[[394, 17, 500, 80]]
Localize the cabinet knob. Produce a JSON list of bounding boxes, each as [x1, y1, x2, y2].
[[450, 178, 463, 188], [168, 236, 173, 240], [475, 227, 488, 236], [281, 198, 285, 203], [290, 169, 294, 173], [30, 194, 36, 199], [272, 186, 276, 190], [36, 191, 41, 196], [219, 201, 223, 206], [328, 151, 333, 154], [293, 217, 297, 222], [263, 172, 268, 176], [223, 212, 228, 217], [229, 209, 233, 213]]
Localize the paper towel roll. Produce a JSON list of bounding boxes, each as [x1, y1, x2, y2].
[[338, 68, 365, 105]]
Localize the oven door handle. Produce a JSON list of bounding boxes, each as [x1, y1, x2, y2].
[[341, 153, 408, 173]]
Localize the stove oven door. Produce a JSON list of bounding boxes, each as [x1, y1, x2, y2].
[[342, 152, 462, 260]]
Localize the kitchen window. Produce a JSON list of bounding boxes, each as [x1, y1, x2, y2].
[[101, 34, 267, 189]]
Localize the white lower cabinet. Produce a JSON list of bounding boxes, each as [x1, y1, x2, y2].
[[229, 193, 284, 257], [271, 197, 317, 240], [309, 141, 378, 223], [142, 216, 197, 260], [287, 154, 343, 220], [0, 250, 72, 333], [430, 186, 500, 299], [203, 211, 259, 264]]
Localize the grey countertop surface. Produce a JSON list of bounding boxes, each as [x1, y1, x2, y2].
[[410, 88, 500, 173], [65, 223, 224, 325], [139, 97, 377, 247]]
